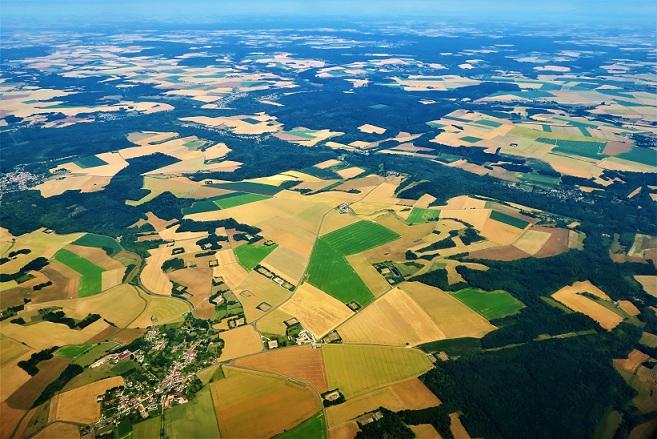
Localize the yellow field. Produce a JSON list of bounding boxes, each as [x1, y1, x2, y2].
[[1, 228, 82, 274], [345, 253, 392, 297], [169, 268, 214, 319], [402, 282, 496, 338], [326, 378, 439, 427], [634, 275, 657, 298], [321, 344, 433, 398], [255, 308, 293, 336], [551, 281, 623, 330], [513, 229, 552, 255], [337, 287, 447, 346], [129, 292, 191, 328], [219, 325, 263, 362], [210, 367, 321, 438], [0, 335, 33, 402], [410, 424, 442, 439], [49, 376, 124, 424], [234, 271, 291, 322], [280, 283, 354, 339], [33, 422, 81, 439], [25, 284, 146, 327], [140, 246, 173, 295], [450, 413, 472, 439], [0, 318, 109, 351], [259, 245, 308, 286], [618, 300, 640, 316]]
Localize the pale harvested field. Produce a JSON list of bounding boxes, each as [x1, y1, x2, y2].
[[618, 300, 640, 316], [450, 413, 472, 439], [614, 349, 650, 373], [513, 229, 552, 255], [33, 422, 81, 439], [479, 217, 524, 245], [129, 293, 190, 328], [233, 345, 328, 392], [635, 275, 657, 298], [0, 336, 33, 402], [100, 268, 125, 292], [140, 246, 173, 295], [439, 208, 491, 231], [127, 175, 228, 205], [259, 245, 308, 286], [552, 281, 623, 330], [280, 283, 354, 339], [0, 318, 109, 351], [158, 224, 207, 242], [213, 261, 248, 290], [315, 159, 342, 169], [255, 307, 293, 338], [336, 166, 366, 179], [169, 268, 214, 319], [358, 124, 386, 135], [219, 325, 263, 362], [402, 282, 496, 338], [338, 287, 447, 346], [319, 211, 360, 235], [1, 228, 82, 274], [346, 253, 392, 297], [327, 378, 440, 427], [49, 376, 124, 424], [410, 424, 442, 439], [236, 271, 291, 322], [210, 368, 321, 439], [334, 175, 384, 193], [145, 211, 177, 232], [35, 174, 112, 197], [329, 422, 359, 439], [349, 179, 403, 216], [25, 284, 145, 327]]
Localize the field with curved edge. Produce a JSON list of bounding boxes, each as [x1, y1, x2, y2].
[[54, 248, 106, 297], [451, 288, 525, 320], [321, 344, 433, 398]]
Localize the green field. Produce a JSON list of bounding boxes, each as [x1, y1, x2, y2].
[[452, 288, 525, 320], [406, 207, 441, 225], [519, 172, 561, 186], [54, 248, 106, 297], [306, 239, 373, 306], [55, 344, 93, 358], [275, 412, 326, 439], [322, 344, 433, 398], [73, 233, 122, 256], [73, 341, 120, 366], [234, 242, 278, 270], [489, 210, 529, 229], [321, 220, 400, 255], [537, 137, 607, 159], [461, 136, 482, 143], [213, 192, 270, 209], [617, 147, 657, 166], [133, 415, 161, 439], [164, 387, 220, 439], [182, 199, 220, 215], [74, 155, 108, 168]]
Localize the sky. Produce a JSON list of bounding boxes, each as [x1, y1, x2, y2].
[[1, 0, 656, 28]]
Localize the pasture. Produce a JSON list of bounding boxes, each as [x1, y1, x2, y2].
[[234, 242, 278, 270], [489, 211, 529, 229], [133, 416, 162, 439], [321, 220, 400, 255], [451, 288, 525, 320], [214, 192, 270, 209], [306, 239, 373, 305], [407, 207, 440, 225], [276, 412, 326, 439], [55, 344, 92, 358], [164, 387, 220, 439], [73, 233, 122, 256], [321, 344, 433, 398], [54, 249, 106, 297]]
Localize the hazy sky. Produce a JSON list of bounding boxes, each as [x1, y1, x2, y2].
[[2, 0, 656, 28]]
